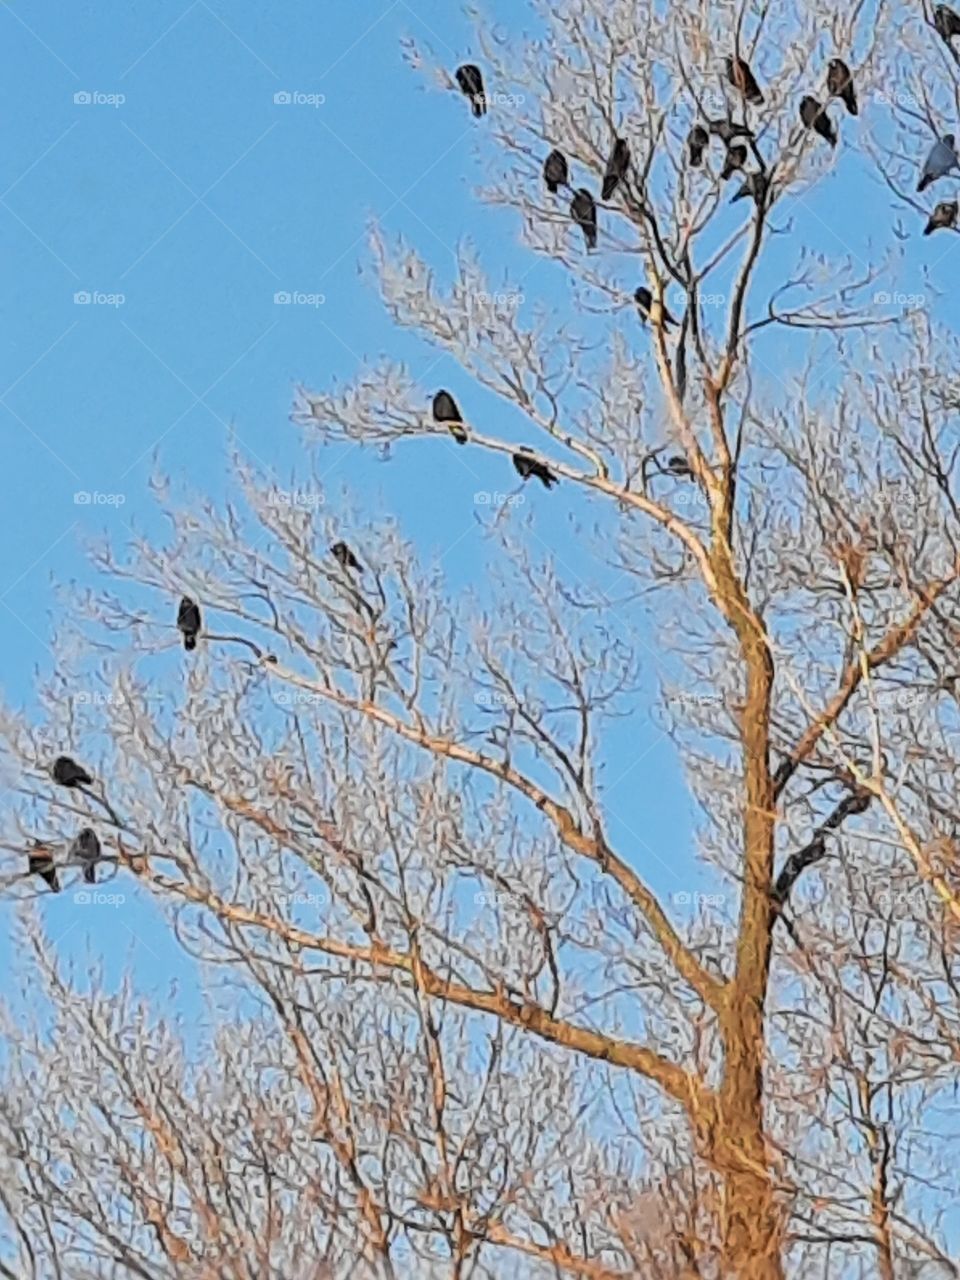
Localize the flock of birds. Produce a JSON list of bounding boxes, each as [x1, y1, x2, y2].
[[24, 18, 960, 896], [455, 5, 960, 241]]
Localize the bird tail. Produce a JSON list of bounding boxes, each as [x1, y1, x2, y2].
[[542, 473, 559, 490], [918, 175, 931, 193], [721, 161, 734, 180], [84, 863, 96, 885], [602, 178, 615, 200], [846, 90, 859, 115], [44, 869, 61, 893], [547, 179, 558, 194], [472, 97, 485, 118], [750, 89, 764, 105], [924, 222, 934, 236], [184, 634, 196, 651]]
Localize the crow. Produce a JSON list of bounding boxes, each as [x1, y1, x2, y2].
[[726, 56, 764, 105], [918, 135, 959, 192], [177, 596, 201, 651], [827, 58, 858, 115], [634, 287, 678, 329], [925, 200, 958, 234], [687, 125, 709, 167], [663, 455, 693, 478], [602, 137, 631, 199], [455, 64, 486, 117], [934, 4, 960, 43], [513, 448, 558, 489], [570, 188, 598, 249], [720, 143, 748, 180], [71, 827, 101, 885], [708, 117, 755, 144], [29, 843, 60, 893], [331, 541, 363, 572], [432, 390, 467, 443], [731, 171, 769, 207], [52, 755, 92, 788], [544, 149, 569, 193], [800, 96, 838, 147]]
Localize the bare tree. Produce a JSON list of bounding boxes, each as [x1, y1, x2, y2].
[[2, 1, 960, 1277]]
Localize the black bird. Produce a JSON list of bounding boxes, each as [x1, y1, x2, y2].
[[687, 125, 709, 167], [934, 4, 960, 43], [331, 541, 363, 572], [71, 828, 101, 886], [800, 96, 837, 148], [827, 59, 858, 115], [634, 287, 678, 330], [720, 144, 748, 180], [601, 137, 631, 199], [663, 455, 693, 478], [708, 117, 755, 144], [29, 843, 60, 893], [513, 448, 558, 489], [543, 149, 569, 193], [570, 188, 598, 249], [455, 64, 486, 117], [731, 171, 769, 207], [432, 389, 467, 443], [177, 596, 201, 651], [726, 56, 764, 105], [925, 200, 958, 234], [52, 755, 92, 788], [918, 136, 959, 191]]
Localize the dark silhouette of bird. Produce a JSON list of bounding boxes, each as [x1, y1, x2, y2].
[[456, 64, 486, 117], [925, 200, 958, 234], [28, 843, 60, 893], [543, 149, 569, 193], [687, 125, 709, 167], [720, 144, 748, 180], [177, 596, 201, 651], [634, 287, 678, 330], [570, 188, 597, 249], [601, 137, 631, 199], [71, 828, 101, 885], [800, 97, 837, 148], [731, 171, 769, 207], [331, 541, 363, 572], [935, 4, 960, 43], [513, 448, 558, 489], [708, 117, 754, 144], [726, 56, 764, 105], [663, 455, 693, 478], [918, 135, 959, 191], [433, 390, 467, 443], [827, 59, 858, 115], [52, 755, 92, 788]]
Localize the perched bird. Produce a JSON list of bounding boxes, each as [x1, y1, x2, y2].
[[28, 843, 60, 893], [726, 56, 764, 105], [720, 143, 748, 180], [934, 4, 960, 44], [827, 59, 858, 115], [601, 137, 631, 199], [800, 96, 837, 148], [177, 596, 201, 652], [71, 828, 101, 885], [634, 287, 678, 330], [455, 64, 486, 117], [543, 149, 569, 193], [663, 455, 693, 478], [687, 125, 709, 167], [924, 200, 958, 234], [918, 135, 959, 192], [432, 389, 467, 443], [570, 188, 598, 249], [513, 448, 558, 489], [52, 755, 92, 788], [731, 171, 769, 207], [331, 541, 363, 572], [708, 117, 755, 144]]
